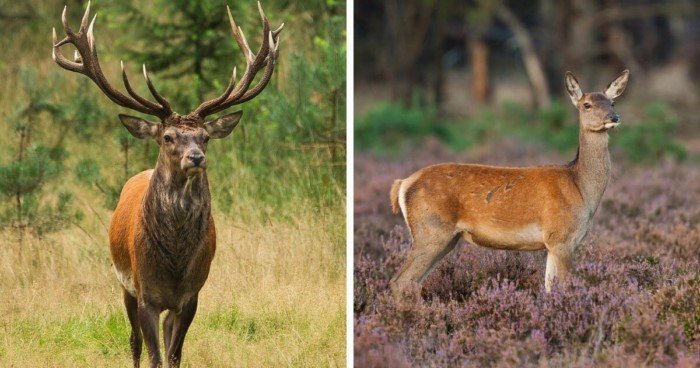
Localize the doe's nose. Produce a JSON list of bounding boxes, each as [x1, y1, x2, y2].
[[611, 115, 619, 123], [188, 153, 204, 166]]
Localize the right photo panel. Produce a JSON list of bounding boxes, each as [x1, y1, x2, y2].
[[354, 1, 700, 366]]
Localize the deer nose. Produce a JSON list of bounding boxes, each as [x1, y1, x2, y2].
[[611, 115, 619, 123], [188, 153, 204, 166]]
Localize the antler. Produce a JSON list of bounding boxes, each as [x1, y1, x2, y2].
[[52, 1, 173, 119], [193, 2, 283, 118]]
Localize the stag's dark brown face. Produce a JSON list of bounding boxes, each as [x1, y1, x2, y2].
[[119, 111, 242, 177]]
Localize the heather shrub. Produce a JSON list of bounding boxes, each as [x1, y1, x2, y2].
[[354, 141, 700, 367]]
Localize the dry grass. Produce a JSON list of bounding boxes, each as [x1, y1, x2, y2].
[[0, 200, 345, 367]]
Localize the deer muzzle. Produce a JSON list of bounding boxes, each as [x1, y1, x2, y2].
[[182, 150, 206, 175], [604, 113, 620, 129]]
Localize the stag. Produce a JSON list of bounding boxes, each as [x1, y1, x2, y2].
[[53, 2, 283, 367], [389, 70, 629, 296]]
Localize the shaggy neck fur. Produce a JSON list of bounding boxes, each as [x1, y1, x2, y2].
[[570, 127, 611, 213], [142, 152, 211, 278]]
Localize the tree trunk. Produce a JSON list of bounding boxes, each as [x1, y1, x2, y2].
[[496, 5, 551, 109], [470, 36, 490, 104]]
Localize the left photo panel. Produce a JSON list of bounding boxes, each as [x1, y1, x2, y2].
[[1, 1, 346, 367]]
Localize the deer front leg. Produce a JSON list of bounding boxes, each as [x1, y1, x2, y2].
[[166, 296, 198, 368], [124, 290, 143, 368], [137, 300, 162, 368], [544, 248, 573, 292]]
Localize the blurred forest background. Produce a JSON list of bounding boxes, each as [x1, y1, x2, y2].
[[0, 0, 345, 366], [355, 0, 698, 159], [354, 0, 700, 366]]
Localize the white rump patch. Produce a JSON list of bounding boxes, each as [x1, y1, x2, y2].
[[398, 181, 411, 236], [112, 265, 136, 296]]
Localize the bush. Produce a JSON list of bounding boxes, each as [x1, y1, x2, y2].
[[355, 102, 444, 153], [616, 102, 686, 163]]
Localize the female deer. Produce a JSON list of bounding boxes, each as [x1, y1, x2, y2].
[[53, 2, 283, 367], [389, 70, 629, 297]]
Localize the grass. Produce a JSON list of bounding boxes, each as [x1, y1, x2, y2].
[[0, 205, 344, 367]]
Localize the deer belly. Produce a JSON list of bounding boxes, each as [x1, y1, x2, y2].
[[460, 223, 545, 251]]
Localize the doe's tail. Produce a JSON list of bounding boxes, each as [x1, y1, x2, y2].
[[390, 179, 402, 214]]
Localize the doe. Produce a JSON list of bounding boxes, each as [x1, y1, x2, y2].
[[53, 2, 282, 367], [389, 70, 629, 296]]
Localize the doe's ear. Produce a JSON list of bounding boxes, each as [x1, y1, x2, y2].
[[565, 71, 583, 106], [204, 111, 243, 139], [118, 114, 159, 139], [604, 69, 629, 100]]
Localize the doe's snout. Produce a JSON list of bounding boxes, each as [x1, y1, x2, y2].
[[606, 113, 620, 123]]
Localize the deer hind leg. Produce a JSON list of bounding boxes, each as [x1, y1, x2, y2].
[[544, 247, 573, 292], [124, 289, 143, 368], [165, 296, 198, 368], [162, 311, 175, 354], [390, 221, 458, 299], [137, 300, 162, 368]]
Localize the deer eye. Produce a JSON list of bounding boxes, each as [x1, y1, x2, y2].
[[203, 135, 210, 143], [583, 102, 592, 109], [163, 134, 174, 143]]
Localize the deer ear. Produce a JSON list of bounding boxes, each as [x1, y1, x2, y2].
[[565, 71, 583, 106], [205, 111, 243, 139], [604, 69, 629, 100], [118, 114, 159, 139]]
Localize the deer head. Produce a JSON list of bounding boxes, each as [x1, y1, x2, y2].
[[565, 70, 629, 133], [53, 1, 283, 177]]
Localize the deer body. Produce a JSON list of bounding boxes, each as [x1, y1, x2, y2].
[[389, 70, 628, 296], [53, 3, 283, 367], [109, 167, 216, 312]]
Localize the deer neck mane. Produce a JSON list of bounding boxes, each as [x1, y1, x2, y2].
[[569, 127, 611, 213], [141, 153, 211, 264]]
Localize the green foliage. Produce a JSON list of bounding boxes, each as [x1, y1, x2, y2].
[[355, 102, 445, 153], [0, 68, 82, 235], [100, 0, 273, 102], [616, 102, 686, 163], [357, 99, 686, 164], [74, 158, 122, 209], [0, 144, 82, 234], [62, 80, 109, 140], [0, 145, 58, 198]]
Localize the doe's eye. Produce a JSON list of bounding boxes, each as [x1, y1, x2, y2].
[[163, 135, 174, 143], [203, 136, 210, 143], [583, 102, 592, 109]]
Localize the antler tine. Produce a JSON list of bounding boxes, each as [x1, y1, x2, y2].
[[142, 65, 172, 113], [193, 67, 238, 116], [61, 6, 74, 36], [227, 6, 254, 64], [121, 61, 163, 111], [193, 4, 279, 117], [80, 0, 92, 30], [52, 28, 83, 72], [234, 31, 279, 105], [272, 23, 284, 38], [52, 3, 173, 119]]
